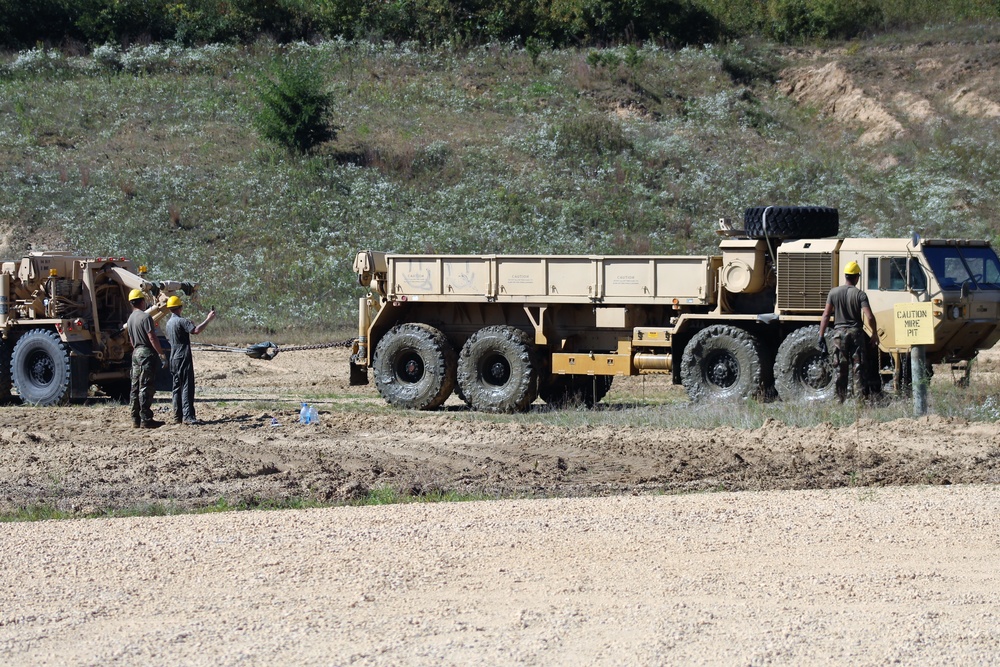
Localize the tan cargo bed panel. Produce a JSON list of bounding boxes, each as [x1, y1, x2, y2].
[[385, 254, 715, 305]]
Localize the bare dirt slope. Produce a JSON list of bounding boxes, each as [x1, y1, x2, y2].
[[780, 39, 1000, 146], [2, 346, 1000, 513]]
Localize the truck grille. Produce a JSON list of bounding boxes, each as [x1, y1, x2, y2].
[[778, 252, 832, 312]]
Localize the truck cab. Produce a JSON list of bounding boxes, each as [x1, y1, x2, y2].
[[839, 238, 1000, 365]]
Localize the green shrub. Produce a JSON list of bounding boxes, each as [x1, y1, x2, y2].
[[3, 0, 998, 49], [539, 0, 723, 45], [718, 41, 780, 85], [525, 36, 547, 66], [555, 115, 632, 158], [250, 59, 337, 154], [586, 50, 621, 68], [766, 0, 884, 41]]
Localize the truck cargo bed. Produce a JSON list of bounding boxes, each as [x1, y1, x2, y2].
[[383, 254, 717, 306]]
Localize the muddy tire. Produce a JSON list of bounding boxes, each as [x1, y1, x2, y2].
[[744, 206, 839, 239], [373, 323, 457, 410], [539, 374, 613, 408], [11, 329, 72, 406], [773, 326, 836, 402], [457, 326, 538, 413], [680, 325, 763, 402]]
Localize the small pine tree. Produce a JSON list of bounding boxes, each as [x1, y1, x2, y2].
[[252, 60, 336, 154]]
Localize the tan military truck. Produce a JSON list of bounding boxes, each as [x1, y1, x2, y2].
[[0, 251, 195, 405], [350, 206, 1000, 412]]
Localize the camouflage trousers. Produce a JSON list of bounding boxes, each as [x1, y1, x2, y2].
[[831, 326, 869, 403], [130, 346, 161, 425]]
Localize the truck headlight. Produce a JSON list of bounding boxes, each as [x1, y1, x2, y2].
[[950, 305, 962, 320]]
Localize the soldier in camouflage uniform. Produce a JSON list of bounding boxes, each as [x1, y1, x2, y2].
[[126, 289, 167, 428], [818, 261, 881, 402]]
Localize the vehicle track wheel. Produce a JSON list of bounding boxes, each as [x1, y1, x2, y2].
[[743, 206, 839, 239], [457, 326, 538, 413], [11, 329, 72, 406], [539, 374, 613, 408], [680, 325, 763, 402], [373, 323, 457, 410], [773, 325, 836, 402]]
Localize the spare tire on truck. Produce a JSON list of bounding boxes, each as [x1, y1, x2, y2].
[[744, 206, 838, 239]]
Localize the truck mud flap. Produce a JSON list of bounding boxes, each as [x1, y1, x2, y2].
[[70, 355, 90, 400], [349, 361, 369, 386]]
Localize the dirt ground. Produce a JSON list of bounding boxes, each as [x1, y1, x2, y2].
[[2, 487, 999, 666], [1, 345, 1000, 513], [2, 346, 1000, 665]]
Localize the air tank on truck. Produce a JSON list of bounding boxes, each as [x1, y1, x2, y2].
[[349, 206, 1000, 412]]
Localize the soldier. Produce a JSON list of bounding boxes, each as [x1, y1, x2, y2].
[[127, 288, 167, 428], [165, 295, 216, 425], [818, 261, 880, 402]]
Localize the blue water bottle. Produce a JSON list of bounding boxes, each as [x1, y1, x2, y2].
[[299, 403, 310, 424]]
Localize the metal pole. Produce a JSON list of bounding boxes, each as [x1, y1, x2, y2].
[[911, 345, 928, 416]]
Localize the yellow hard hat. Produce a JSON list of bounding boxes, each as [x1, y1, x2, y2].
[[128, 288, 145, 301], [166, 295, 183, 308], [844, 261, 861, 275]]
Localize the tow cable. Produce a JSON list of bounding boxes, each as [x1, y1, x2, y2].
[[193, 339, 353, 361]]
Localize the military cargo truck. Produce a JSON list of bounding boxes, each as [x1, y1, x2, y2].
[[0, 251, 195, 405], [349, 206, 1000, 412]]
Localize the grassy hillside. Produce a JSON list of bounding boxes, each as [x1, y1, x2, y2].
[[1, 22, 999, 335]]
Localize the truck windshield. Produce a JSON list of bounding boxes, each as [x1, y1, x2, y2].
[[923, 245, 1000, 291]]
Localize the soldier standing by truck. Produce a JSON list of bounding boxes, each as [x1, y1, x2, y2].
[[127, 288, 167, 428], [817, 261, 880, 402], [164, 295, 216, 425]]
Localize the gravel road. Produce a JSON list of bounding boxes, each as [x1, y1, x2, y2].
[[3, 485, 999, 666]]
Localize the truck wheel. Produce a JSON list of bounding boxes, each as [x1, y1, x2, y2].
[[539, 375, 613, 408], [457, 326, 538, 413], [680, 325, 763, 402], [744, 206, 839, 239], [373, 323, 457, 410], [11, 329, 72, 406], [773, 325, 836, 402]]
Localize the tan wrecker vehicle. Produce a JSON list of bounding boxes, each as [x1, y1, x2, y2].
[[349, 206, 1000, 412], [0, 251, 196, 405]]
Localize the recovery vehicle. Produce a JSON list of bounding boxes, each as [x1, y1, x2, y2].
[[349, 206, 1000, 412], [0, 251, 195, 405]]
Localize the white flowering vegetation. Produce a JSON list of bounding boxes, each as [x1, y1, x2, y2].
[[0, 37, 998, 337]]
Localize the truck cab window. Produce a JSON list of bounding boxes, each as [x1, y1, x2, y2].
[[888, 258, 906, 290], [924, 245, 1000, 291], [908, 258, 927, 291], [876, 256, 913, 291]]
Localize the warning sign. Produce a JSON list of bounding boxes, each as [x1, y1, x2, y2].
[[894, 303, 934, 345]]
